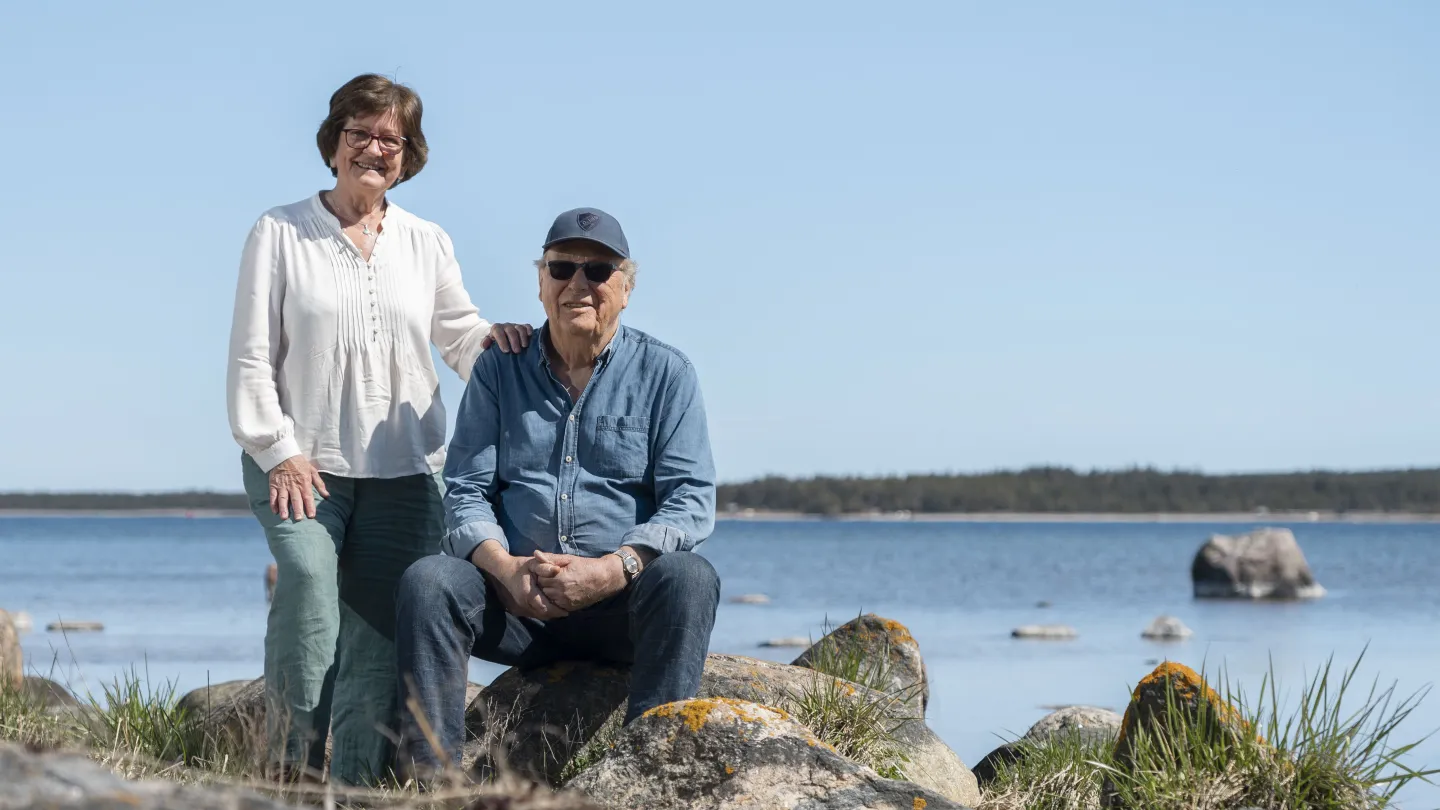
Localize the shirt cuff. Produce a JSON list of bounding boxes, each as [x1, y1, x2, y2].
[[621, 522, 690, 556], [446, 520, 509, 562], [250, 435, 303, 473]]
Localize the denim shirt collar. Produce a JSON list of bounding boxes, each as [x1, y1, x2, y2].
[[534, 322, 627, 372]]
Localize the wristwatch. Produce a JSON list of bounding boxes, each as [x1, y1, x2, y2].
[[614, 548, 641, 584]]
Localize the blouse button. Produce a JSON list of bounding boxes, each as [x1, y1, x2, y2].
[[560, 493, 569, 501]]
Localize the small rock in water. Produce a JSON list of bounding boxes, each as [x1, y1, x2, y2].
[[1141, 615, 1193, 641], [728, 593, 770, 605], [1035, 600, 1053, 608], [759, 636, 810, 648], [46, 621, 104, 632], [1012, 624, 1077, 640]]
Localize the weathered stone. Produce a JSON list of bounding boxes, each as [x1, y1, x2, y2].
[[469, 653, 979, 806], [1192, 527, 1325, 599], [793, 614, 929, 712], [567, 698, 971, 810], [1102, 662, 1254, 807], [1141, 615, 1193, 640], [0, 741, 293, 809], [1026, 705, 1123, 745], [759, 636, 809, 648], [193, 677, 268, 756], [1011, 624, 1077, 640], [0, 609, 21, 690], [973, 705, 1123, 787], [19, 676, 78, 709], [728, 594, 770, 604], [177, 680, 255, 717]]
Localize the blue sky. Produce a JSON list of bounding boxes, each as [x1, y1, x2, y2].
[[1, 1, 1436, 491]]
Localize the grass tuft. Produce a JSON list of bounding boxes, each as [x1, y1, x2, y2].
[[779, 614, 920, 779], [981, 652, 1437, 810]]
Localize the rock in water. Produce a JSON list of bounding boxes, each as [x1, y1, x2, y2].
[[973, 706, 1122, 787], [728, 593, 770, 604], [0, 610, 21, 690], [567, 698, 970, 810], [0, 740, 294, 809], [792, 614, 929, 712], [1011, 624, 1077, 640], [759, 636, 809, 648], [1192, 527, 1325, 599], [1141, 615, 1193, 640], [469, 653, 980, 806]]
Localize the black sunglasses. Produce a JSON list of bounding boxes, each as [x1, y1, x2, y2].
[[547, 260, 619, 284]]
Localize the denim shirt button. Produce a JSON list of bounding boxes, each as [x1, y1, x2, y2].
[[560, 493, 568, 501]]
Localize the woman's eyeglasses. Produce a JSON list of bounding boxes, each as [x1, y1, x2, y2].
[[342, 128, 407, 155], [547, 260, 619, 284]]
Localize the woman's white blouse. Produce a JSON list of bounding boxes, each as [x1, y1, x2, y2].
[[227, 193, 492, 478]]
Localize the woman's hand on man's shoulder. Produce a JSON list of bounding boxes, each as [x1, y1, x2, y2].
[[483, 323, 533, 354]]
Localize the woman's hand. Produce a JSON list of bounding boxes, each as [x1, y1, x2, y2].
[[268, 455, 330, 521], [482, 322, 533, 354]]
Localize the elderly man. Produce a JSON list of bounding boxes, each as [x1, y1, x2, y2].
[[395, 207, 719, 773]]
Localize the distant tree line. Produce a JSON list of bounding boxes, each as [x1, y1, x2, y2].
[[4, 467, 1439, 515], [716, 467, 1440, 516]]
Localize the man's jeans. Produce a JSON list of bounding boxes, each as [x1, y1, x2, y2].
[[394, 551, 720, 772]]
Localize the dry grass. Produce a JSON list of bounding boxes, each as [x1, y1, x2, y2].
[[0, 667, 599, 809]]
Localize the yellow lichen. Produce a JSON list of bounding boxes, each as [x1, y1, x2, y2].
[[642, 698, 787, 732], [879, 618, 917, 646], [1116, 661, 1253, 748], [724, 765, 735, 775], [913, 798, 928, 809]]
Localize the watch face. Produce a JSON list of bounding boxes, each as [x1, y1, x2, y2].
[[624, 556, 640, 574]]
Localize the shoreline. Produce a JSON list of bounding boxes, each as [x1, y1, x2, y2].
[[2, 508, 1438, 523]]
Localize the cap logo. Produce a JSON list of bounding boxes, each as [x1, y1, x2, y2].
[[577, 212, 600, 232]]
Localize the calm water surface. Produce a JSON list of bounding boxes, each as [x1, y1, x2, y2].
[[4, 517, 1438, 807]]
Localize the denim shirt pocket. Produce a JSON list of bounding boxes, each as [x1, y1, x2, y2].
[[592, 415, 651, 480]]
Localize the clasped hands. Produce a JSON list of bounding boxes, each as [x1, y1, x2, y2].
[[491, 550, 626, 619]]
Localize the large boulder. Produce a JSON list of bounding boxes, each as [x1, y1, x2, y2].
[[973, 705, 1122, 787], [1191, 528, 1325, 599], [18, 676, 79, 710], [0, 609, 21, 690], [792, 614, 929, 712], [567, 698, 971, 810], [177, 679, 255, 717], [469, 653, 979, 806], [0, 740, 293, 809]]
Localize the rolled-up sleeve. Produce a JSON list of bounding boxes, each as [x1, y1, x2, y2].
[[227, 216, 301, 472], [442, 354, 510, 560], [622, 363, 716, 555]]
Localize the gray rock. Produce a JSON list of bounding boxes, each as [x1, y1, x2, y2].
[[567, 698, 971, 810], [19, 677, 78, 710], [176, 680, 254, 718], [1025, 705, 1123, 745], [759, 636, 809, 648], [973, 706, 1122, 788], [0, 610, 21, 690], [1192, 527, 1325, 599], [469, 653, 980, 806], [1141, 615, 1193, 641], [792, 614, 929, 712], [727, 594, 770, 604], [0, 741, 292, 809], [1011, 624, 1077, 640]]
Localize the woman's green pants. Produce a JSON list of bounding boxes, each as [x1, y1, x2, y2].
[[242, 455, 442, 785]]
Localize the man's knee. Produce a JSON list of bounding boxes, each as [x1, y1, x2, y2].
[[397, 555, 482, 615], [635, 551, 720, 609]]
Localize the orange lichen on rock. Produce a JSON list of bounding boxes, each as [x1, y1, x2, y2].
[[724, 765, 735, 775], [1115, 661, 1252, 752], [878, 617, 917, 646], [912, 798, 928, 810], [642, 697, 789, 732]]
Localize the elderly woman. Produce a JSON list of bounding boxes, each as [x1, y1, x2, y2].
[[227, 73, 529, 785]]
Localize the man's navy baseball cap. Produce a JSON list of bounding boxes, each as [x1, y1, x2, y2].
[[543, 207, 630, 259]]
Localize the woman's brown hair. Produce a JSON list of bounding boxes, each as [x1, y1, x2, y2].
[[316, 74, 429, 185]]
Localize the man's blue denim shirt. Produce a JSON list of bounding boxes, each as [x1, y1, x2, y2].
[[442, 324, 716, 562]]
